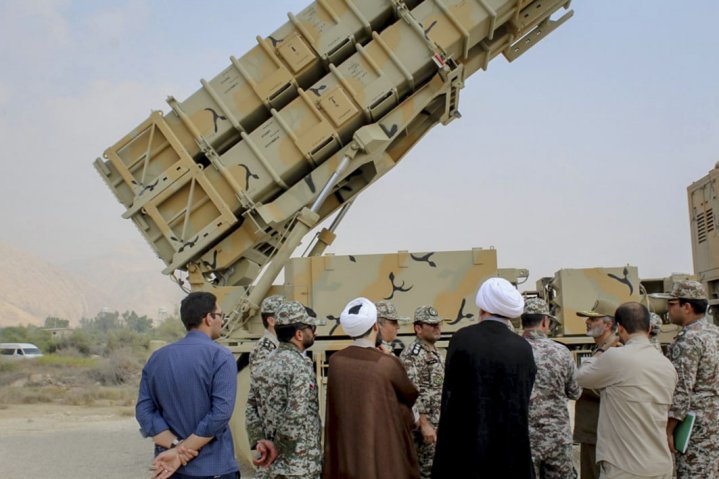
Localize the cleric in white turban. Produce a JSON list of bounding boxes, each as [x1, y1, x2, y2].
[[475, 276, 525, 320], [432, 277, 538, 479]]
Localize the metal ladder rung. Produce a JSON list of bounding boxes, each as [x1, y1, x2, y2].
[[372, 31, 414, 91]]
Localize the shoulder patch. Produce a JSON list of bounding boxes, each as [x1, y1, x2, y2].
[[411, 343, 421, 356], [670, 345, 682, 360], [259, 337, 276, 349]]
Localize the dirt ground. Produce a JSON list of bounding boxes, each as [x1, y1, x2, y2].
[[0, 404, 255, 479], [0, 403, 579, 478]]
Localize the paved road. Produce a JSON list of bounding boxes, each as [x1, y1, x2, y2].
[[0, 405, 254, 479]]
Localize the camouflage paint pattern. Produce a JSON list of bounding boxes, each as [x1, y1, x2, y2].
[[281, 248, 499, 337], [538, 266, 643, 337], [688, 164, 719, 311]]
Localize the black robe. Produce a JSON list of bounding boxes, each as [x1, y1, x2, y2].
[[431, 319, 537, 479]]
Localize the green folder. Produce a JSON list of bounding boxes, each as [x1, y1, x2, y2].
[[674, 411, 696, 454]]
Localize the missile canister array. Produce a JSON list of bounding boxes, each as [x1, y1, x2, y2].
[[95, 0, 573, 330]]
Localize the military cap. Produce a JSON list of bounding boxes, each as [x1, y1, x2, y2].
[[649, 312, 663, 337], [304, 305, 327, 326], [577, 298, 618, 319], [649, 280, 707, 300], [522, 298, 557, 322], [414, 305, 443, 324], [275, 300, 320, 327], [375, 300, 410, 322], [261, 295, 285, 315]]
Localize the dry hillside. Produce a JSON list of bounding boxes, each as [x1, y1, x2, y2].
[[0, 241, 183, 327]]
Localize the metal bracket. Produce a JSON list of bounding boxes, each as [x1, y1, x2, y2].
[[504, 9, 574, 62]]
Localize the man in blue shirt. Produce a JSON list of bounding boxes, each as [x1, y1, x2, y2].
[[136, 291, 239, 479]]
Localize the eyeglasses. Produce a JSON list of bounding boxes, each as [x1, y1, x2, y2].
[[302, 324, 317, 333], [209, 312, 226, 324]]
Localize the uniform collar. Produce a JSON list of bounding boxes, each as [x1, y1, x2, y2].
[[625, 334, 650, 345], [261, 330, 279, 346], [415, 337, 438, 352], [278, 341, 303, 355], [522, 329, 547, 339], [683, 316, 707, 330], [186, 330, 212, 341]]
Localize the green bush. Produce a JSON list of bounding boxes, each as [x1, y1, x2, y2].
[[46, 329, 96, 356], [36, 355, 97, 368], [153, 316, 186, 342], [0, 358, 19, 373], [0, 325, 52, 351], [90, 349, 143, 386]]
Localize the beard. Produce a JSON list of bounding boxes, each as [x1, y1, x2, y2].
[[586, 324, 605, 338], [302, 330, 315, 349]]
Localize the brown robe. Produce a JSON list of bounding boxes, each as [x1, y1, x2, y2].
[[323, 345, 420, 479]]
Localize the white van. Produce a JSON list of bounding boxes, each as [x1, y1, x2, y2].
[[0, 343, 44, 359]]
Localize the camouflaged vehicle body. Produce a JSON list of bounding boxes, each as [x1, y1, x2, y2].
[[95, 0, 574, 331], [688, 163, 719, 308], [535, 268, 693, 348], [231, 247, 524, 341]]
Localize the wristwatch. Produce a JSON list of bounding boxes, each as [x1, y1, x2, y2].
[[170, 438, 181, 448]]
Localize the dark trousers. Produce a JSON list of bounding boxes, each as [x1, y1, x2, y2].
[[580, 443, 599, 479], [172, 472, 239, 479]]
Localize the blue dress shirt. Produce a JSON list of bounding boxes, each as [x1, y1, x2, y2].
[[136, 330, 238, 476]]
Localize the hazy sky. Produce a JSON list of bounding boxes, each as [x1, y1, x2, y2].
[[0, 0, 717, 289]]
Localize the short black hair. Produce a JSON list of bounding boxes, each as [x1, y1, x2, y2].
[[615, 302, 650, 334], [261, 312, 272, 329], [679, 298, 708, 315], [180, 292, 217, 331], [521, 313, 545, 329]]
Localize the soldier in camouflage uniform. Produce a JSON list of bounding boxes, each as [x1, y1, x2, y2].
[[376, 300, 410, 356], [521, 298, 581, 479], [400, 305, 445, 479], [649, 312, 663, 352], [652, 280, 719, 478], [245, 300, 322, 479], [249, 295, 284, 371]]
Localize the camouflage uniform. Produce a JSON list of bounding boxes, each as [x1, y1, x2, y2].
[[654, 281, 719, 478], [649, 312, 663, 352], [522, 298, 581, 479], [250, 330, 279, 370], [249, 295, 283, 370], [400, 306, 444, 479], [245, 301, 322, 479]]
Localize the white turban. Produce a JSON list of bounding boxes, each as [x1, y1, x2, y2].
[[475, 277, 524, 318], [340, 297, 377, 337]]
